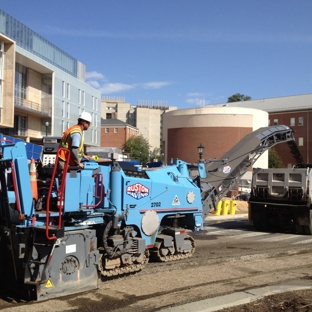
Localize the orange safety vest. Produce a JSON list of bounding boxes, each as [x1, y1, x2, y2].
[[59, 125, 84, 165]]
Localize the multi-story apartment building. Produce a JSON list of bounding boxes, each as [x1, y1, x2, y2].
[[0, 9, 101, 146], [101, 97, 177, 151]]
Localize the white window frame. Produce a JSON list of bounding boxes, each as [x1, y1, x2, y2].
[[298, 117, 304, 126], [298, 137, 304, 146]]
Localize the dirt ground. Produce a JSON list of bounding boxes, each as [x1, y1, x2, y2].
[[1, 199, 311, 312], [212, 201, 312, 312], [218, 289, 312, 312]]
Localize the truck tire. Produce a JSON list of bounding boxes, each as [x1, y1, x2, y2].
[[253, 219, 267, 232], [302, 213, 312, 235], [296, 224, 312, 235], [295, 208, 312, 235], [251, 205, 267, 232]]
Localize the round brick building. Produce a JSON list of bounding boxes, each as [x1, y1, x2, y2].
[[162, 106, 268, 167]]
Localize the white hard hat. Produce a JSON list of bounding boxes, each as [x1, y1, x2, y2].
[[79, 112, 92, 123]]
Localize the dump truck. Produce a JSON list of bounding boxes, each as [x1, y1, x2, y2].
[[249, 166, 312, 234]]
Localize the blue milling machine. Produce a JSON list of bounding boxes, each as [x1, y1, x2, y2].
[[0, 126, 294, 300]]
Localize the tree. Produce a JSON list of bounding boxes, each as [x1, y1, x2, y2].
[[227, 93, 252, 102], [123, 135, 150, 164], [149, 147, 162, 162], [269, 148, 283, 168]]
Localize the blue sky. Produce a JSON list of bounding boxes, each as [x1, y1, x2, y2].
[[2, 1, 312, 109]]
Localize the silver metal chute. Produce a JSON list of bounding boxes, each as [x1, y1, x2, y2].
[[200, 125, 295, 218]]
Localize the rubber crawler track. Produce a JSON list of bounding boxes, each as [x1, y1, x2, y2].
[[98, 249, 150, 277], [150, 235, 195, 262]]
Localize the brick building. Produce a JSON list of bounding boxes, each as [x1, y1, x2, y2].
[[101, 118, 139, 150], [162, 106, 268, 167], [101, 97, 177, 151], [215, 94, 312, 168]]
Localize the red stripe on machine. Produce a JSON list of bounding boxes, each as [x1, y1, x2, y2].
[[139, 207, 200, 213]]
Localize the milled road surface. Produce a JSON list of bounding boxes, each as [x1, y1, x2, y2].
[[1, 214, 312, 311]]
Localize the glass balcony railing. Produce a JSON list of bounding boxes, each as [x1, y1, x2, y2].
[[14, 96, 51, 116]]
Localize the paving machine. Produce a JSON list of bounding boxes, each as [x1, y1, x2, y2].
[[0, 125, 294, 300]]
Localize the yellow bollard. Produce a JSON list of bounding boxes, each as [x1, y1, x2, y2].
[[248, 203, 252, 223], [215, 201, 222, 215], [230, 200, 236, 215], [221, 199, 229, 215]]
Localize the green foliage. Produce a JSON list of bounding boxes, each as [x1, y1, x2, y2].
[[150, 147, 163, 162], [268, 148, 283, 168], [227, 93, 252, 102], [123, 135, 150, 164]]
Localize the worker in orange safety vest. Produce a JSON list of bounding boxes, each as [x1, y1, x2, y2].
[[58, 112, 93, 178]]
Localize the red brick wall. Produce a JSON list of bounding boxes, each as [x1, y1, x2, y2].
[[101, 127, 138, 149], [269, 111, 312, 167], [166, 127, 252, 164]]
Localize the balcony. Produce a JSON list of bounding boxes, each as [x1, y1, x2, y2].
[[14, 96, 52, 117]]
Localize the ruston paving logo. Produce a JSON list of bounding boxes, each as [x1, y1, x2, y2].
[[223, 166, 231, 174], [126, 183, 150, 200]]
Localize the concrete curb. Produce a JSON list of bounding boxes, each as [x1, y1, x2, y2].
[[160, 280, 312, 312]]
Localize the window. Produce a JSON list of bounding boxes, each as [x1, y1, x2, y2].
[[290, 118, 295, 126], [62, 81, 66, 98], [83, 91, 85, 106], [14, 115, 27, 136], [106, 113, 112, 119], [15, 63, 27, 100], [62, 101, 65, 117], [298, 137, 304, 146], [105, 128, 109, 133], [67, 102, 70, 119], [67, 83, 70, 100], [114, 128, 118, 133], [298, 117, 304, 125], [78, 89, 81, 104], [273, 119, 278, 125]]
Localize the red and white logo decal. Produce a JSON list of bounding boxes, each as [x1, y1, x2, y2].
[[126, 183, 150, 200], [223, 166, 231, 174]]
